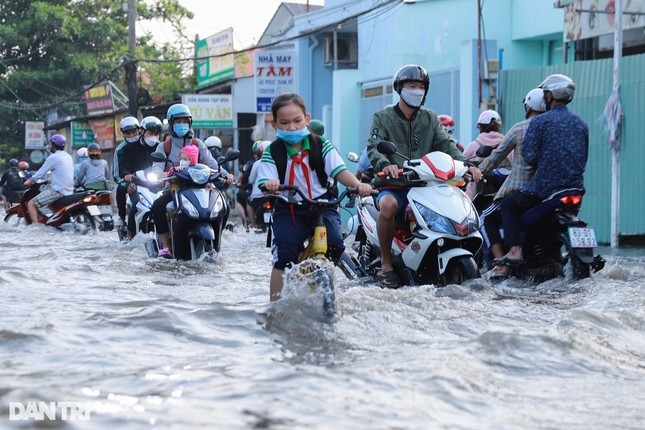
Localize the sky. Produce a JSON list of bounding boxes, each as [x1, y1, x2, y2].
[[139, 0, 325, 49]]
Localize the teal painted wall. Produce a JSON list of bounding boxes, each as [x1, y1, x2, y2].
[[502, 54, 645, 244]]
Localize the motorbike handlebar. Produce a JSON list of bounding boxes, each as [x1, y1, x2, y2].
[[259, 184, 374, 207]]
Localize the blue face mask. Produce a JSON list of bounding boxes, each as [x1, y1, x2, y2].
[[173, 124, 190, 137], [276, 127, 310, 145]]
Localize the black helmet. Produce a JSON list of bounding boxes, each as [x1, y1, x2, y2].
[[9, 158, 18, 167], [140, 116, 163, 134], [87, 142, 102, 159], [393, 64, 430, 107]]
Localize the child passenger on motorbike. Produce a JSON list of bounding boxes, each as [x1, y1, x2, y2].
[[367, 64, 482, 288], [257, 92, 373, 301], [150, 104, 234, 258], [168, 145, 198, 175]]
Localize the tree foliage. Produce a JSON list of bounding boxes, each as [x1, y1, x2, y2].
[[0, 0, 195, 163]]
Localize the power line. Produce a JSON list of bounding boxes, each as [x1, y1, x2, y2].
[[0, 0, 402, 113]]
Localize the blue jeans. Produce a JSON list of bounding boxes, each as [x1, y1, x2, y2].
[[271, 202, 344, 270]]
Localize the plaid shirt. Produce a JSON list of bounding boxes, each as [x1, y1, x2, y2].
[[478, 118, 535, 201]]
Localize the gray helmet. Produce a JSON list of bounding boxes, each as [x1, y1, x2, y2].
[[539, 74, 575, 103]]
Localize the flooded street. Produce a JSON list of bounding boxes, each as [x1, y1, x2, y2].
[[1, 215, 644, 429]]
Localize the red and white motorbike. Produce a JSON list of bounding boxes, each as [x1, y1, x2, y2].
[[351, 141, 482, 286]]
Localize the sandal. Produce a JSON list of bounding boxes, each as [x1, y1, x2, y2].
[[377, 271, 401, 289], [157, 247, 173, 259], [485, 265, 510, 280]]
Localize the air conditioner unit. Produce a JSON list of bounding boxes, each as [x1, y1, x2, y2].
[[323, 35, 358, 66]]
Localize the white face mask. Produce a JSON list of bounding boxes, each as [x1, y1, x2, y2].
[[144, 136, 159, 147], [179, 160, 190, 168], [400, 88, 425, 108], [125, 135, 139, 144]]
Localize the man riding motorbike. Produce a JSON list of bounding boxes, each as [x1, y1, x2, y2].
[[23, 134, 74, 225], [119, 115, 163, 241], [366, 64, 482, 288]]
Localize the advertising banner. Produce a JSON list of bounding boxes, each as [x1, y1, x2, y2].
[[195, 28, 235, 88], [182, 94, 233, 128], [25, 121, 45, 150], [88, 117, 116, 150], [564, 0, 645, 41], [254, 50, 296, 113], [71, 121, 96, 149], [84, 82, 115, 115]]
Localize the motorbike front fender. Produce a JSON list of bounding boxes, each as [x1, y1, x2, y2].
[[189, 222, 216, 240], [437, 248, 474, 275]]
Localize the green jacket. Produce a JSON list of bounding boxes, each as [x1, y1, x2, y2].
[[367, 105, 465, 187]]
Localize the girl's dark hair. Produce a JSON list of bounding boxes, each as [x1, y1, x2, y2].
[[478, 121, 500, 133], [271, 93, 307, 119]]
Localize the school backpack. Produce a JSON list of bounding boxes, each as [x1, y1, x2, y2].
[[239, 159, 255, 191], [269, 134, 338, 197], [5, 167, 24, 191], [163, 137, 199, 156]]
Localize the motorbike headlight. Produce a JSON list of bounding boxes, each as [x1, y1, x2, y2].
[[180, 195, 199, 218], [146, 172, 158, 181], [188, 168, 210, 184], [414, 202, 456, 235], [209, 195, 224, 218]]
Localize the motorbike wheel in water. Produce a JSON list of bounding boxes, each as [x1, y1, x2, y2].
[[560, 234, 591, 280], [4, 212, 22, 227], [190, 238, 216, 261], [439, 256, 480, 286], [145, 238, 159, 258], [313, 266, 336, 321], [71, 210, 97, 234]]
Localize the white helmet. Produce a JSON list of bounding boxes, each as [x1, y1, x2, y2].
[[523, 88, 546, 113], [477, 110, 501, 125], [77, 147, 89, 158], [205, 136, 222, 149], [119, 116, 140, 133]]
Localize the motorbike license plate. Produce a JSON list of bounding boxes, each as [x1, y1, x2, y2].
[[568, 227, 598, 248], [87, 205, 101, 216], [99, 205, 112, 215], [263, 212, 272, 223]]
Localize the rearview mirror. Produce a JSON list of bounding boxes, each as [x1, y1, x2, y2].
[[346, 152, 359, 163], [376, 140, 397, 155], [224, 149, 240, 161], [475, 145, 493, 158]]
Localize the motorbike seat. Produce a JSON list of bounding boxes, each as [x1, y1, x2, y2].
[[362, 196, 380, 222], [521, 188, 584, 228], [53, 191, 90, 206]]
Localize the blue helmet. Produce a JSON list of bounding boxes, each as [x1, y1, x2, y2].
[[9, 158, 18, 167], [166, 104, 193, 138]]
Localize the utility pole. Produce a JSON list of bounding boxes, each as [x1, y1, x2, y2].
[[126, 0, 138, 117]]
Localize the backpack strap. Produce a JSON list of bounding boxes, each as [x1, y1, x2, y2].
[[164, 137, 198, 156]]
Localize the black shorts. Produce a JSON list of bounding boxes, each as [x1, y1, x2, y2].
[[236, 190, 250, 206]]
